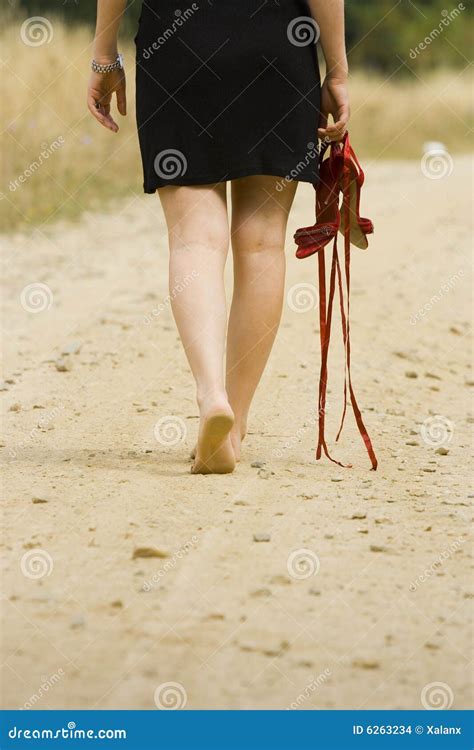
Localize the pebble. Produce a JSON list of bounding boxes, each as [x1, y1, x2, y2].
[[351, 511, 367, 520], [370, 545, 388, 553], [253, 533, 271, 543], [32, 497, 48, 504], [70, 615, 86, 629], [234, 500, 249, 506], [9, 403, 21, 412], [405, 371, 418, 379], [250, 588, 272, 598], [132, 546, 169, 559], [435, 447, 449, 456], [269, 575, 292, 586], [331, 477, 344, 483], [422, 467, 436, 473], [352, 659, 380, 670], [251, 460, 266, 468], [54, 358, 72, 372], [405, 440, 419, 446], [309, 588, 321, 596], [61, 341, 82, 355]]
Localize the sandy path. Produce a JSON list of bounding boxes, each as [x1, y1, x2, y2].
[[1, 158, 472, 710]]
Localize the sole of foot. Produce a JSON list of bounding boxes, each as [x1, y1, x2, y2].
[[191, 428, 246, 463], [191, 411, 236, 475]]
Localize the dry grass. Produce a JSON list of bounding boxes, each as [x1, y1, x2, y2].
[[1, 20, 472, 232]]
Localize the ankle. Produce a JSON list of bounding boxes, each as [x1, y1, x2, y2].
[[197, 388, 230, 412]]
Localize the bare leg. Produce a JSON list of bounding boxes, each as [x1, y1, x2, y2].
[[226, 176, 297, 459], [159, 183, 235, 474]]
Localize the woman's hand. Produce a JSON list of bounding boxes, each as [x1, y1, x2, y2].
[[318, 75, 350, 142], [87, 67, 127, 133]]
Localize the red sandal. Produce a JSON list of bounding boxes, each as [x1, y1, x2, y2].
[[294, 133, 377, 470]]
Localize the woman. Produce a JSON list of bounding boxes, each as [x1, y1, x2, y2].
[[88, 0, 349, 474]]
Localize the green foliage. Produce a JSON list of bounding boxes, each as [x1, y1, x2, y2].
[[9, 0, 473, 73]]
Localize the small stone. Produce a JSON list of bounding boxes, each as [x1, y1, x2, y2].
[[422, 467, 436, 473], [352, 659, 380, 670], [54, 358, 72, 372], [70, 615, 86, 629], [32, 497, 48, 504], [250, 588, 272, 598], [253, 533, 271, 543], [9, 403, 21, 412], [370, 545, 387, 553], [351, 511, 367, 520], [405, 440, 419, 446], [251, 460, 266, 469], [234, 500, 249, 506], [435, 447, 449, 456], [405, 371, 418, 379], [258, 469, 272, 479], [424, 372, 441, 380], [331, 476, 344, 482], [309, 588, 321, 596], [132, 546, 169, 559], [269, 575, 292, 586], [61, 341, 82, 355], [110, 600, 123, 608]]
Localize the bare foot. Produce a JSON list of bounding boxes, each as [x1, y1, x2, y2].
[[230, 425, 246, 462], [192, 400, 236, 474]]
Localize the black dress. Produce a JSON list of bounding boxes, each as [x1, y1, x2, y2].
[[135, 1, 321, 192]]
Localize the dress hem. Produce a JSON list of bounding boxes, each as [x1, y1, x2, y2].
[[143, 165, 319, 193]]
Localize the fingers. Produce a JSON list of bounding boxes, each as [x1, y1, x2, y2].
[[116, 82, 127, 117], [87, 91, 119, 133], [318, 106, 349, 142]]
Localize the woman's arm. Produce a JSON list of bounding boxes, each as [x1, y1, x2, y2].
[[308, 0, 350, 142], [87, 0, 128, 132]]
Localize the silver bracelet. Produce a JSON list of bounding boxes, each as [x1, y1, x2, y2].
[[91, 53, 124, 74]]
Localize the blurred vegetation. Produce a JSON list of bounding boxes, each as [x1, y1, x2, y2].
[[10, 0, 473, 73]]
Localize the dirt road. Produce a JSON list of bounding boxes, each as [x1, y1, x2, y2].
[[1, 157, 472, 710]]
